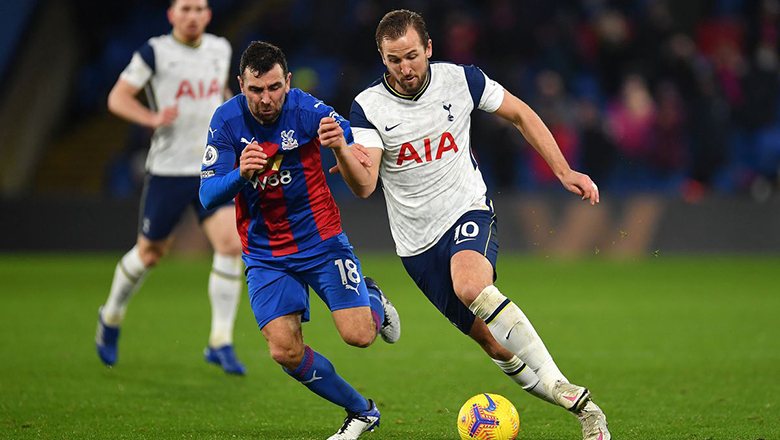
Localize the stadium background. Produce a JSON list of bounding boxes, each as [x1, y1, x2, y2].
[[1, 0, 779, 254], [0, 1, 778, 440]]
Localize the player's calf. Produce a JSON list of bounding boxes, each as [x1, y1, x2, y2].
[[341, 329, 376, 348], [332, 304, 380, 347], [469, 285, 567, 392]]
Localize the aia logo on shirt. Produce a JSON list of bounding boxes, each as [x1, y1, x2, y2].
[[396, 132, 458, 165], [175, 78, 221, 100]]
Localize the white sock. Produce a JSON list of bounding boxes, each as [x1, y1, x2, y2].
[[208, 253, 243, 348], [469, 286, 567, 395], [493, 356, 555, 405], [101, 246, 148, 326]]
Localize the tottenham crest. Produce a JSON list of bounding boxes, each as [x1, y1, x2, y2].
[[280, 130, 299, 150], [202, 145, 218, 166]]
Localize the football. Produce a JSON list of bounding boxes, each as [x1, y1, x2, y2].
[[456, 393, 520, 440]]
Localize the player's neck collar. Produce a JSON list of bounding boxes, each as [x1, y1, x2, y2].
[[171, 32, 202, 48], [382, 65, 431, 101]]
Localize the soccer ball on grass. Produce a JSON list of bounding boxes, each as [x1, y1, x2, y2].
[[456, 393, 519, 440]]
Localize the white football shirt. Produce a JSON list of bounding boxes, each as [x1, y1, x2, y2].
[[351, 62, 505, 256], [120, 33, 231, 176]]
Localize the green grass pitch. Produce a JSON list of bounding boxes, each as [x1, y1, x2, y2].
[[0, 253, 778, 439]]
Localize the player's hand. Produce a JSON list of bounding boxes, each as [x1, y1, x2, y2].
[[318, 117, 348, 150], [152, 105, 178, 128], [560, 169, 600, 205], [239, 141, 269, 181], [328, 143, 373, 174]]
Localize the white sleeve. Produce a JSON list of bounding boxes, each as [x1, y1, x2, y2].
[[352, 127, 385, 150], [119, 52, 153, 89], [478, 74, 505, 113], [463, 64, 505, 113]]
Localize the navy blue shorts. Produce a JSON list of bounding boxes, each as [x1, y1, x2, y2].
[[139, 174, 231, 241], [401, 210, 499, 335], [244, 233, 371, 330]]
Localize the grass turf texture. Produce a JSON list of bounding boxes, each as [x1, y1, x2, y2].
[[0, 253, 778, 440]]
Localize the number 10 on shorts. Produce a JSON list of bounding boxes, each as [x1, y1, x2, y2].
[[454, 221, 480, 244], [334, 259, 361, 285]]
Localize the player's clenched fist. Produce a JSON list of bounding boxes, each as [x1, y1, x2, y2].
[[318, 117, 348, 150], [239, 141, 269, 180]]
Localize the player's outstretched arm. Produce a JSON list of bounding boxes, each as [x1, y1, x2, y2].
[[493, 90, 599, 205], [107, 78, 178, 129], [318, 117, 382, 198]]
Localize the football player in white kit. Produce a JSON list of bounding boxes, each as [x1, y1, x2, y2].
[[318, 9, 611, 440], [95, 0, 246, 375]]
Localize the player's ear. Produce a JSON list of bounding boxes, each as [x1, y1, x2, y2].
[[425, 39, 432, 59], [204, 7, 212, 25], [166, 6, 174, 25], [285, 72, 291, 92], [237, 75, 243, 92]]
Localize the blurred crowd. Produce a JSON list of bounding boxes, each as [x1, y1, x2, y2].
[[75, 0, 780, 199]]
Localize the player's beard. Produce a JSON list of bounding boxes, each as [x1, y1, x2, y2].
[[396, 61, 429, 95]]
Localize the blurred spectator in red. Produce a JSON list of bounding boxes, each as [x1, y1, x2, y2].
[[443, 10, 479, 65], [607, 75, 657, 161], [698, 17, 745, 108], [606, 75, 657, 190]]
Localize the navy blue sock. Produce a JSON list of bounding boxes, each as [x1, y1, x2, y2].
[[285, 345, 368, 413], [366, 283, 385, 333]]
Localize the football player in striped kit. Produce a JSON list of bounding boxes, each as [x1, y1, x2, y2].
[[95, 0, 246, 375], [200, 41, 400, 440], [321, 9, 610, 440]]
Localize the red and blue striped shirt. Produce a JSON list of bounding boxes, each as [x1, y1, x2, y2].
[[199, 89, 349, 258]]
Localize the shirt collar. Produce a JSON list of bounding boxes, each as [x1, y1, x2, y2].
[[381, 65, 431, 101]]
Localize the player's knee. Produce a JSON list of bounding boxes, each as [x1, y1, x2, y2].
[[213, 236, 242, 256], [454, 283, 483, 307], [137, 246, 165, 267], [269, 343, 304, 369], [223, 241, 242, 257]]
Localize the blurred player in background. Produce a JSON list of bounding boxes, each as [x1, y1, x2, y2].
[[199, 41, 400, 440], [321, 9, 611, 440], [95, 0, 247, 375]]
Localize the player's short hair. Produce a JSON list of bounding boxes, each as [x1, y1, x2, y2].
[[239, 41, 288, 79], [375, 9, 429, 52]]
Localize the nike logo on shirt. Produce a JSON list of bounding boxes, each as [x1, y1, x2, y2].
[[384, 123, 401, 131]]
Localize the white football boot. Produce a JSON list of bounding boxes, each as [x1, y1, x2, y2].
[[551, 380, 591, 412], [576, 401, 611, 440], [327, 399, 380, 440]]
